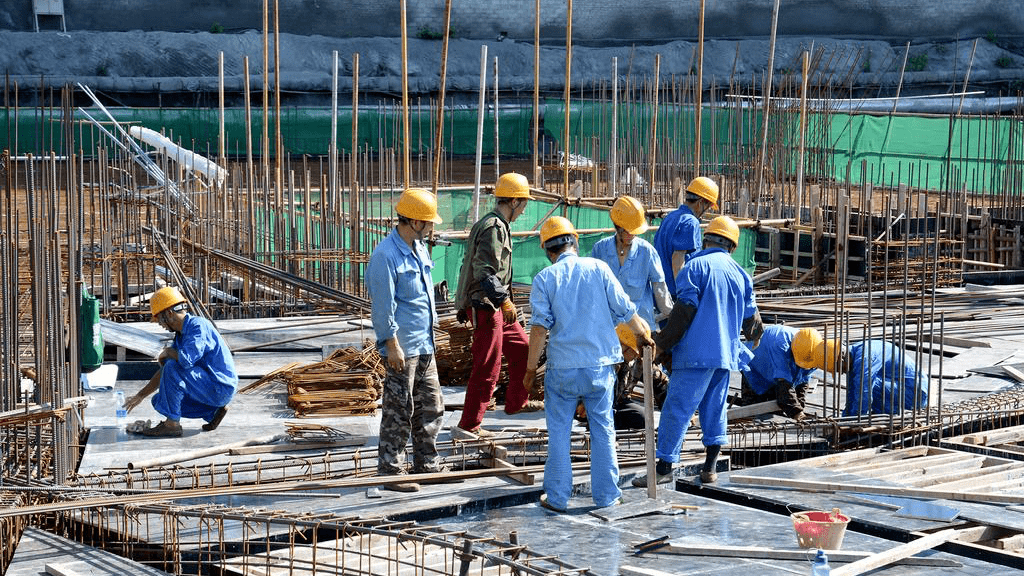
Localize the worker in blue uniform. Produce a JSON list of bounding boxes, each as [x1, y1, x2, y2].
[[590, 195, 672, 328], [125, 286, 237, 437], [810, 336, 928, 417], [365, 188, 446, 493], [633, 216, 763, 487], [524, 216, 653, 513], [739, 326, 820, 420], [652, 176, 719, 296]]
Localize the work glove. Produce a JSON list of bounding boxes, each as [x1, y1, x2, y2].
[[456, 307, 473, 327], [636, 329, 655, 351], [523, 367, 538, 395], [501, 299, 518, 324]]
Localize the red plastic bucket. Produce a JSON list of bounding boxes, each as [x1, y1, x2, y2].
[[791, 508, 850, 550]]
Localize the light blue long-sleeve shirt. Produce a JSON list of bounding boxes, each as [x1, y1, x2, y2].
[[590, 235, 665, 328], [172, 314, 238, 394], [529, 252, 637, 369], [365, 228, 437, 357], [671, 247, 758, 370], [653, 205, 702, 295], [741, 325, 816, 395]]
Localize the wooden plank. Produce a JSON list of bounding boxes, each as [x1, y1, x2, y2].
[[822, 446, 937, 472], [728, 474, 1024, 504], [655, 543, 961, 567], [965, 424, 1024, 447], [1001, 365, 1024, 384], [485, 457, 536, 485], [839, 453, 969, 476], [899, 462, 1017, 489], [727, 400, 779, 420], [829, 529, 958, 576], [928, 466, 1024, 492], [996, 533, 1024, 551]]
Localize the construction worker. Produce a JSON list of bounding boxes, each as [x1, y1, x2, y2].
[[652, 176, 719, 296], [739, 326, 820, 421], [633, 216, 763, 487], [590, 196, 673, 328], [124, 286, 236, 437], [453, 173, 541, 439], [365, 188, 446, 493], [524, 216, 654, 512], [576, 323, 669, 431], [808, 334, 929, 417]]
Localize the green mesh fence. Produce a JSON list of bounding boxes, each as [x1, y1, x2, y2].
[[2, 102, 1016, 195]]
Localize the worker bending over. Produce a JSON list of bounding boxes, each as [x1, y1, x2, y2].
[[525, 216, 653, 512], [590, 196, 672, 328], [739, 326, 820, 420], [809, 334, 929, 417], [633, 216, 763, 487], [454, 173, 541, 440], [652, 176, 719, 296], [125, 287, 237, 437], [365, 188, 446, 493]]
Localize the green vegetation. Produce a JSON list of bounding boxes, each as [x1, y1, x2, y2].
[[416, 26, 444, 40], [907, 53, 928, 72], [986, 31, 997, 44], [210, 22, 224, 34], [996, 55, 1014, 69]]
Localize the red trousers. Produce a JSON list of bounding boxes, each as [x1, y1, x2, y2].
[[457, 307, 530, 429]]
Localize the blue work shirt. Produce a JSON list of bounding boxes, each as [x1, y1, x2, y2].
[[173, 315, 238, 393], [844, 340, 928, 416], [529, 252, 637, 369], [365, 228, 437, 357], [741, 325, 816, 395], [590, 235, 665, 328], [671, 247, 757, 370], [653, 205, 702, 295]]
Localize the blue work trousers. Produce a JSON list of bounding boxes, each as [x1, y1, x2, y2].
[[151, 359, 235, 422], [656, 367, 730, 462], [543, 366, 621, 509]]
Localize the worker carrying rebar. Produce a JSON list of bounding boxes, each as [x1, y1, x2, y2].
[[805, 332, 929, 417], [652, 176, 719, 298], [124, 286, 237, 437], [633, 216, 763, 487], [738, 326, 821, 421], [365, 188, 446, 493], [524, 216, 654, 512], [590, 196, 673, 328], [575, 323, 669, 431], [453, 173, 542, 440]]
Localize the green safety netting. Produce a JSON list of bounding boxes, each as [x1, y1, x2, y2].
[[1, 101, 1016, 194]]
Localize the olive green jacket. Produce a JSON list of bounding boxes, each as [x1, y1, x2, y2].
[[454, 210, 513, 311]]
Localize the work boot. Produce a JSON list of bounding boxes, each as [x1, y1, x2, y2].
[[379, 470, 420, 493], [451, 425, 494, 440], [539, 493, 566, 513], [202, 406, 228, 431], [700, 469, 718, 484], [140, 420, 182, 438], [631, 460, 674, 487], [505, 400, 544, 415]]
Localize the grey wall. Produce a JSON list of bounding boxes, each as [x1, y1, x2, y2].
[[4, 0, 1022, 41]]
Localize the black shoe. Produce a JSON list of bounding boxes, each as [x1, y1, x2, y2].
[[202, 406, 228, 431], [140, 420, 183, 438]]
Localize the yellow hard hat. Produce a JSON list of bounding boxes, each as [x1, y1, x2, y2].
[[495, 172, 533, 199], [812, 339, 843, 373], [616, 322, 651, 354], [705, 216, 740, 247], [150, 286, 186, 318], [610, 196, 649, 235], [686, 176, 719, 209], [539, 216, 578, 248], [396, 188, 443, 224], [791, 328, 823, 369]]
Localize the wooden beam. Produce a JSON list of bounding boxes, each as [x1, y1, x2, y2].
[[727, 400, 780, 420], [657, 543, 961, 568], [830, 529, 959, 576], [729, 474, 1024, 504]]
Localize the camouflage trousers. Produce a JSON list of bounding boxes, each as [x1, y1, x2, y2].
[[378, 354, 444, 475]]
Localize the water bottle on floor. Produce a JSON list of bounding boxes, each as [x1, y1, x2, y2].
[[811, 549, 830, 575], [114, 390, 127, 430]]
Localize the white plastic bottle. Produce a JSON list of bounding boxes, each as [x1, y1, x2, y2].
[[114, 390, 127, 430], [811, 549, 830, 575]]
